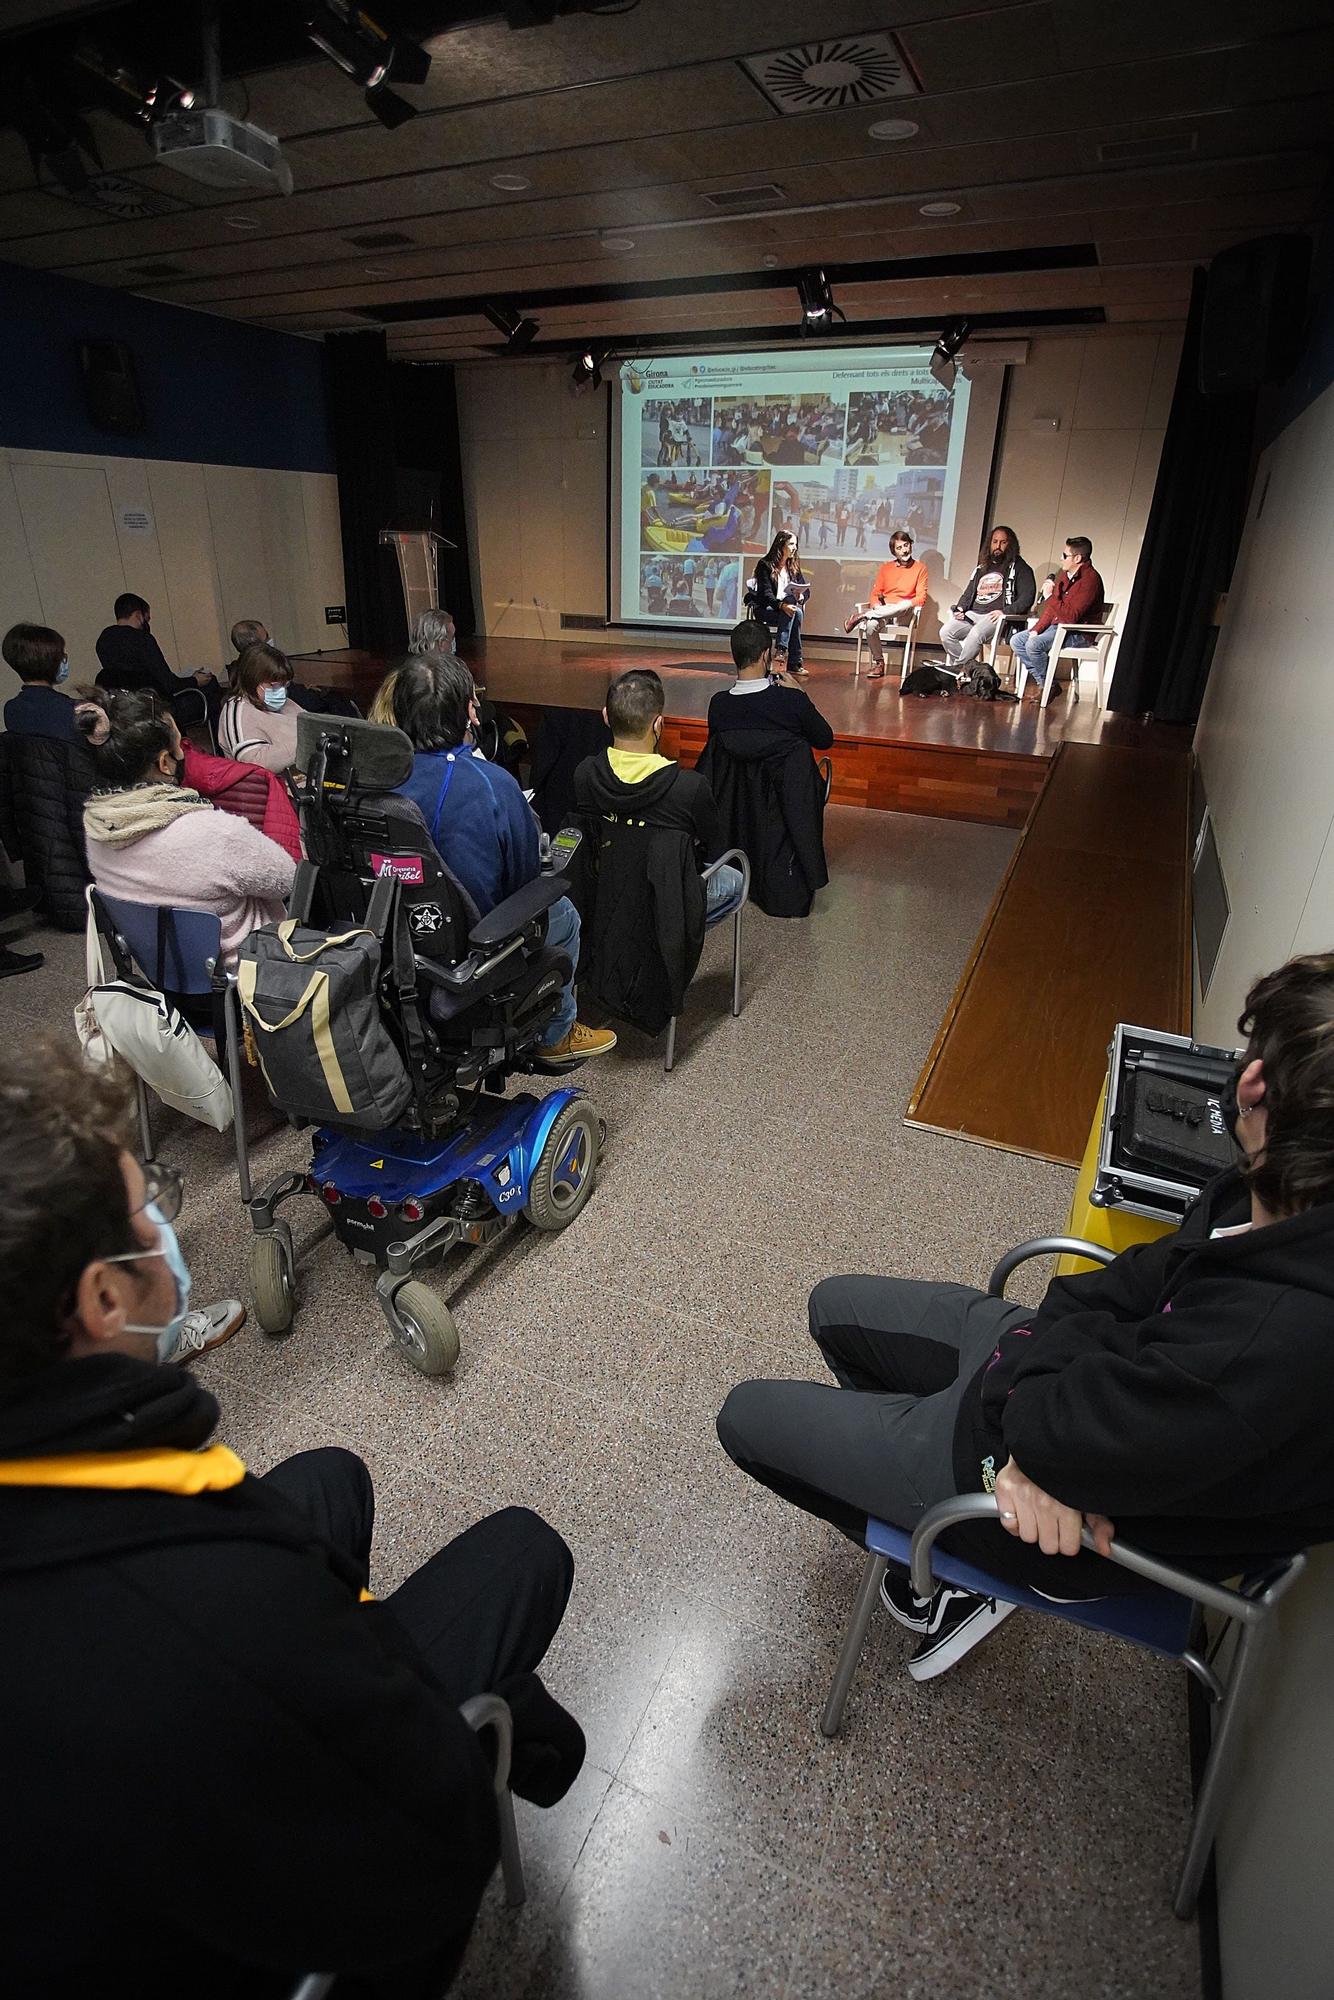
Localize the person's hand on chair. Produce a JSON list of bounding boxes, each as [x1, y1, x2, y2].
[[994, 1455, 1115, 1557]]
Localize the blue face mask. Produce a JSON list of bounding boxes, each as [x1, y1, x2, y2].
[[262, 684, 289, 712], [110, 1203, 194, 1363], [55, 658, 70, 684]]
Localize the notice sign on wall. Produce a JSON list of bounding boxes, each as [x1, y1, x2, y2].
[[119, 505, 154, 537]]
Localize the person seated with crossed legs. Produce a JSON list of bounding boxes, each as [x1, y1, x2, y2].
[[718, 951, 1334, 1679]]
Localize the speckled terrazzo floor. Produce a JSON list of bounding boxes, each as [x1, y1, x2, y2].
[[2, 805, 1201, 2000]]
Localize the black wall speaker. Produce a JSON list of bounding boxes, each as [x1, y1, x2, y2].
[[1198, 234, 1312, 399], [78, 339, 146, 434]]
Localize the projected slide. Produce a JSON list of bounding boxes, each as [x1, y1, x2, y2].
[[612, 346, 994, 639]]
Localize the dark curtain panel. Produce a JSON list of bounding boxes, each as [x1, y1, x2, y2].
[[391, 363, 478, 639], [1108, 271, 1258, 724], [322, 329, 405, 654]]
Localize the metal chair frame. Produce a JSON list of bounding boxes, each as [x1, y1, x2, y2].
[[290, 1694, 525, 2000], [819, 1233, 1309, 1921], [664, 848, 751, 1072], [851, 602, 922, 685]]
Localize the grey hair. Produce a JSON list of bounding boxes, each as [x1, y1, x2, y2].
[[410, 606, 456, 653], [231, 617, 268, 653]]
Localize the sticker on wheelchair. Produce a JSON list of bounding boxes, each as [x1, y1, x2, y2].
[[371, 852, 425, 884], [408, 902, 444, 934]]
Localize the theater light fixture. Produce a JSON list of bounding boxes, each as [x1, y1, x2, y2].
[[305, 4, 430, 127], [571, 347, 609, 391], [483, 302, 539, 352], [930, 318, 971, 389], [796, 267, 845, 335]]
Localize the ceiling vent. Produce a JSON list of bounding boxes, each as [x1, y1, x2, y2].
[[1098, 131, 1197, 165], [344, 229, 415, 248], [740, 34, 918, 116], [700, 183, 787, 212], [50, 172, 189, 220]]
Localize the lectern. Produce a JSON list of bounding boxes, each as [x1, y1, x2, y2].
[[378, 526, 457, 641]]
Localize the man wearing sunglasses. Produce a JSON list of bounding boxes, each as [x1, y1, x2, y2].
[[0, 1042, 584, 1996]]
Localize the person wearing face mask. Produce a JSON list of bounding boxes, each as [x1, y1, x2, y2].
[[2, 621, 82, 742], [0, 1041, 586, 1996], [77, 688, 295, 966], [95, 592, 225, 734], [218, 642, 301, 776], [845, 529, 929, 680]]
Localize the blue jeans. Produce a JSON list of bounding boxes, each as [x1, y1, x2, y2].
[[540, 894, 580, 1047], [705, 864, 744, 918], [1009, 624, 1056, 686], [775, 602, 804, 669]]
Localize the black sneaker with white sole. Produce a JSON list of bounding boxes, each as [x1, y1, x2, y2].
[[907, 1590, 1016, 1681], [880, 1570, 956, 1635]]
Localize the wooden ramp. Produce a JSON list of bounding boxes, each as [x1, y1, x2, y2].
[[906, 740, 1193, 1165]]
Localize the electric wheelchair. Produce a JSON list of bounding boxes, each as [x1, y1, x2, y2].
[[233, 714, 603, 1376]]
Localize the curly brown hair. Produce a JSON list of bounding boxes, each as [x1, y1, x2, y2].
[[0, 1040, 139, 1384], [1238, 951, 1334, 1216]]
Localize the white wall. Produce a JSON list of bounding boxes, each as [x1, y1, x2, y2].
[[1194, 371, 1334, 1044], [456, 331, 1181, 655], [0, 445, 345, 710]]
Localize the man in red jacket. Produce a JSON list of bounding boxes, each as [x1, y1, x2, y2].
[[717, 950, 1334, 1682], [1009, 535, 1105, 696]]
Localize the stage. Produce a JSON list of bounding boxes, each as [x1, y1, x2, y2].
[[293, 636, 1187, 830]]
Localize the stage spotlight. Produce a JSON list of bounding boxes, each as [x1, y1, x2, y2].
[[796, 267, 845, 335], [571, 347, 608, 391], [482, 303, 539, 352], [72, 40, 195, 129], [306, 5, 431, 108], [930, 318, 972, 390]]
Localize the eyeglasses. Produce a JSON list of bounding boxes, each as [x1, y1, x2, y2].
[[132, 1160, 184, 1225]]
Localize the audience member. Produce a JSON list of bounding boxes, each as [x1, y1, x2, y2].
[[718, 949, 1334, 1679], [574, 668, 742, 916], [95, 593, 224, 732], [228, 616, 269, 682], [76, 690, 294, 965], [847, 529, 929, 679], [383, 653, 616, 1067], [699, 620, 831, 919], [409, 607, 526, 774], [1009, 536, 1105, 696], [219, 643, 300, 776], [940, 526, 1037, 673], [0, 1039, 585, 1994], [750, 530, 809, 677], [2, 623, 80, 742]]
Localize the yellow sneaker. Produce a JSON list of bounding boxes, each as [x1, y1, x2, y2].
[[539, 1021, 618, 1067]]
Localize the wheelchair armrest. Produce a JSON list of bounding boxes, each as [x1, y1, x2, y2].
[[469, 873, 563, 950], [907, 1492, 1297, 1622], [988, 1236, 1115, 1295]]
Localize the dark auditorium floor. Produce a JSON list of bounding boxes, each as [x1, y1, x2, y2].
[[4, 805, 1201, 2000]]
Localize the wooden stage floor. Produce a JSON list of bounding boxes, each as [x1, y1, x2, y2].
[[296, 636, 1187, 830]]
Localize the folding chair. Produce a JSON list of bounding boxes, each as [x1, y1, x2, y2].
[[290, 1693, 525, 2000], [664, 849, 751, 1073], [852, 603, 921, 686], [819, 1233, 1308, 1920], [1012, 603, 1120, 709]]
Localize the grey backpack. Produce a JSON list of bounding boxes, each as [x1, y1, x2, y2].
[[237, 918, 412, 1132]]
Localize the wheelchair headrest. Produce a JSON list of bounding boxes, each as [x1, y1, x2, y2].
[[297, 713, 414, 791]]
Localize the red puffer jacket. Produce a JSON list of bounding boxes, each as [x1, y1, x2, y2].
[[182, 744, 302, 862]]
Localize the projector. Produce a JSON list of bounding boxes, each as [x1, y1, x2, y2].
[[152, 108, 294, 196]]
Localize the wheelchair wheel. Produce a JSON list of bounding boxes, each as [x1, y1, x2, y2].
[[250, 1231, 294, 1335], [387, 1281, 461, 1377], [526, 1102, 600, 1232]]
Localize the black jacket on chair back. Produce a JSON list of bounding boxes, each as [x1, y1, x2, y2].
[[700, 685, 831, 919], [570, 754, 717, 1034], [0, 731, 96, 929]]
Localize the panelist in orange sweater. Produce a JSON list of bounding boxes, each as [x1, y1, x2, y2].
[[850, 529, 929, 678]]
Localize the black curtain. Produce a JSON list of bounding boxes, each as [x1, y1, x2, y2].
[[322, 332, 477, 652], [1108, 270, 1258, 723]]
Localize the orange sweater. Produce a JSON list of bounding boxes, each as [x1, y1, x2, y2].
[[871, 558, 928, 609]]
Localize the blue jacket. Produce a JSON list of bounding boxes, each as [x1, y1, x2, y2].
[[4, 684, 81, 743], [397, 747, 539, 916]]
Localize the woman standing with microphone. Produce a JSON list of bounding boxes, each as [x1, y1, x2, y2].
[[751, 529, 811, 677]]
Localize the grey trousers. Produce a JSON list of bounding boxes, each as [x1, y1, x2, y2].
[[716, 1274, 1028, 1544], [940, 609, 1003, 665]]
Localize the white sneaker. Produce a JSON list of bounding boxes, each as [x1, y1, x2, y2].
[[167, 1299, 246, 1364]]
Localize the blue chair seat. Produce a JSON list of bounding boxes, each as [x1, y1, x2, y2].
[[865, 1515, 1196, 1659]]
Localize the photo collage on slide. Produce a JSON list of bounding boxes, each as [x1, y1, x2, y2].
[[635, 378, 955, 630]]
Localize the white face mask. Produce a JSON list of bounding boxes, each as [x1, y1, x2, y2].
[[262, 685, 289, 712], [105, 1204, 193, 1363]]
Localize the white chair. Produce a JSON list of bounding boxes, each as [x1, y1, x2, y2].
[[1010, 601, 1119, 710], [852, 602, 922, 686]]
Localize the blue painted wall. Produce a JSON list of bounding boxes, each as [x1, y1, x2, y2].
[[0, 259, 334, 473]]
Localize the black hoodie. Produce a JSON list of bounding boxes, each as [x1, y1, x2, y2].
[[951, 1170, 1334, 1591], [953, 547, 1037, 618], [0, 1356, 497, 1998]]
